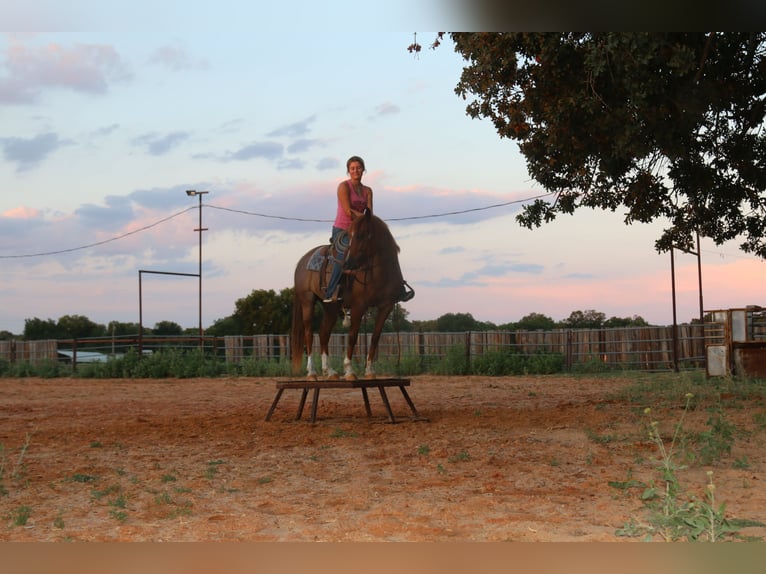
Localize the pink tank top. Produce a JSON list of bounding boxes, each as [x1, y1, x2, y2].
[[333, 180, 369, 230]]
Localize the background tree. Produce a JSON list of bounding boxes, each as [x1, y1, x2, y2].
[[438, 32, 766, 257], [513, 312, 557, 331], [152, 321, 184, 336], [107, 321, 142, 336], [561, 309, 606, 329], [233, 288, 294, 335], [57, 314, 105, 339], [604, 314, 651, 328], [23, 318, 59, 340], [435, 312, 483, 332]]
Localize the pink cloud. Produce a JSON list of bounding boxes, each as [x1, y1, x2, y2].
[[1, 39, 127, 104], [3, 206, 40, 219]]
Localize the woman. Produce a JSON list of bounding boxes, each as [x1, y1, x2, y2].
[[323, 155, 373, 302]]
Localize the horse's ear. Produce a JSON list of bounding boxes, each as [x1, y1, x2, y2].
[[363, 208, 371, 219]]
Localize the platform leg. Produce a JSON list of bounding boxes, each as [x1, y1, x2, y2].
[[296, 388, 309, 420], [361, 387, 372, 416], [398, 385, 421, 418], [377, 386, 397, 423], [265, 388, 284, 421], [310, 388, 321, 423]]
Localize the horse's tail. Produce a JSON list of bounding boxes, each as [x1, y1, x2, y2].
[[290, 289, 304, 375]]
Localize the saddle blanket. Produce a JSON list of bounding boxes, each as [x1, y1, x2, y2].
[[307, 247, 325, 271]]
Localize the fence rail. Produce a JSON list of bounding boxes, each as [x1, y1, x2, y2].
[[1, 324, 708, 372]]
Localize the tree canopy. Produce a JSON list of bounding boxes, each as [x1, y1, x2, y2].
[[434, 32, 766, 257]]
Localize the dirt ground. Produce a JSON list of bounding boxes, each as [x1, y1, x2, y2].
[[1, 374, 764, 542]]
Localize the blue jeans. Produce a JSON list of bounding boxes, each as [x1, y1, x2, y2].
[[324, 227, 346, 299]]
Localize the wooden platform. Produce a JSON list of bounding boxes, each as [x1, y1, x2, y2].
[[265, 378, 428, 424]]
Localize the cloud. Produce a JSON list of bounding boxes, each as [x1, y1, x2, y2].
[[372, 101, 400, 118], [277, 158, 306, 171], [316, 157, 339, 171], [266, 115, 316, 138], [287, 138, 322, 154], [225, 141, 283, 161], [147, 43, 209, 71], [0, 132, 71, 171], [3, 205, 41, 219], [91, 123, 120, 137], [132, 131, 191, 156], [0, 39, 129, 104], [74, 195, 135, 229]]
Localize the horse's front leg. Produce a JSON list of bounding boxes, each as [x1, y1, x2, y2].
[[364, 303, 394, 379], [342, 306, 365, 381]]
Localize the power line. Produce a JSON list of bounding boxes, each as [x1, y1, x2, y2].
[[1, 192, 551, 260], [0, 206, 196, 259], [207, 192, 555, 222]]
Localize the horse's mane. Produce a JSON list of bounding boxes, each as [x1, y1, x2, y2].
[[352, 213, 400, 255]]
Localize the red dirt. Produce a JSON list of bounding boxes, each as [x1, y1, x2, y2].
[[1, 375, 764, 541]]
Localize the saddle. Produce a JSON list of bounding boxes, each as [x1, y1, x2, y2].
[[306, 231, 350, 295]]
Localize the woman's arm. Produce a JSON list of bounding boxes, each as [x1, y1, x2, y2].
[[337, 181, 352, 218]]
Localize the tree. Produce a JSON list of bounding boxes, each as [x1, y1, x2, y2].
[[435, 312, 482, 332], [436, 33, 766, 257], [514, 312, 557, 331], [604, 315, 651, 328], [233, 288, 294, 335], [24, 317, 59, 340], [107, 321, 141, 336], [57, 314, 105, 339], [153, 321, 183, 336], [562, 309, 606, 329]]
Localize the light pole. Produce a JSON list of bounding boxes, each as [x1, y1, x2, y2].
[[186, 190, 209, 346]]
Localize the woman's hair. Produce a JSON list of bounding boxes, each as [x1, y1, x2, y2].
[[346, 155, 366, 172]]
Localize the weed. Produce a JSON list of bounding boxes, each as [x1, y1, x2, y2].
[[109, 510, 128, 523], [585, 429, 618, 444], [436, 464, 445, 475], [417, 444, 430, 456], [12, 505, 31, 527], [258, 476, 273, 484], [91, 484, 120, 500], [155, 492, 173, 505], [695, 407, 735, 465], [90, 441, 102, 448], [69, 473, 97, 483], [205, 460, 225, 480], [448, 450, 471, 463], [0, 434, 32, 495], [330, 428, 358, 438], [616, 394, 764, 541], [733, 456, 750, 470], [161, 474, 177, 483], [53, 512, 65, 529]]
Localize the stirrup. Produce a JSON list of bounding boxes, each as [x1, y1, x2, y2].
[[399, 281, 415, 302]]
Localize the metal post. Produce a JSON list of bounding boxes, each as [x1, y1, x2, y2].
[[670, 246, 679, 372], [186, 190, 209, 348]]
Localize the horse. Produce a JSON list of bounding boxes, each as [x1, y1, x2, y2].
[[291, 209, 411, 380]]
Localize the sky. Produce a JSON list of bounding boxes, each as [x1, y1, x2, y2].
[[2, 5, 765, 335]]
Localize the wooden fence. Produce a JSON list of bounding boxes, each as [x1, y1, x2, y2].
[[2, 325, 707, 372]]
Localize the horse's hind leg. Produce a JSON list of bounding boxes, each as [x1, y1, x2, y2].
[[300, 298, 319, 380], [319, 304, 340, 380]]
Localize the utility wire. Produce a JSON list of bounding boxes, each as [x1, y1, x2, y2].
[[0, 206, 196, 259], [1, 193, 553, 260]]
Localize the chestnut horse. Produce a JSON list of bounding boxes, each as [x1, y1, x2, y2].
[[291, 210, 409, 380]]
